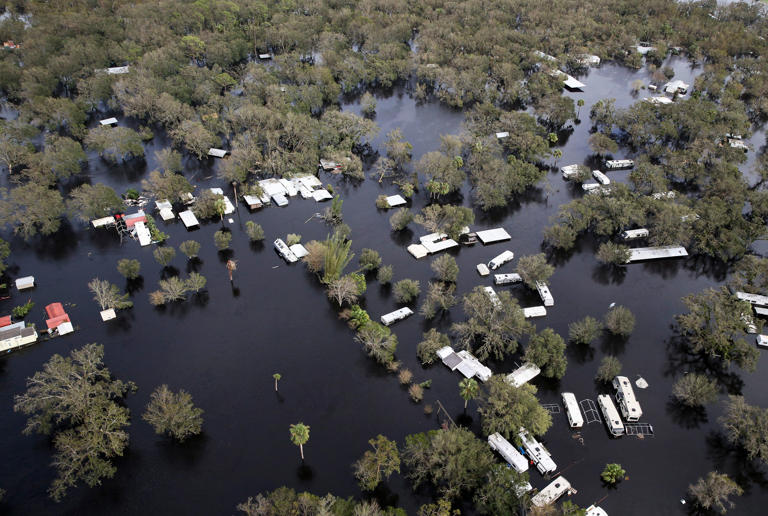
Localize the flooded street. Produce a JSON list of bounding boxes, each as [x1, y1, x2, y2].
[[1, 56, 767, 515]]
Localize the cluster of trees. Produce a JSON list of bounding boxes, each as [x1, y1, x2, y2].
[[12, 344, 204, 502], [236, 487, 405, 516]]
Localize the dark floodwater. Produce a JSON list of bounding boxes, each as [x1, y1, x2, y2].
[[1, 57, 767, 516]]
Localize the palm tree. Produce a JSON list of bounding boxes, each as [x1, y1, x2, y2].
[[226, 259, 237, 282], [273, 373, 281, 392], [289, 422, 310, 460], [458, 377, 479, 410], [214, 197, 226, 225], [576, 99, 585, 120]]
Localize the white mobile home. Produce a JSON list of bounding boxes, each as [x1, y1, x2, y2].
[[274, 238, 298, 263], [561, 392, 584, 428], [381, 307, 414, 326], [535, 281, 554, 307], [488, 250, 514, 270], [560, 164, 582, 179], [494, 273, 522, 285], [476, 228, 511, 244], [605, 159, 634, 169], [487, 433, 529, 473], [519, 428, 556, 475], [613, 376, 643, 422], [592, 170, 610, 185], [598, 394, 625, 436], [506, 363, 541, 388], [620, 228, 649, 240], [531, 476, 574, 508], [483, 286, 501, 308], [523, 306, 547, 318]]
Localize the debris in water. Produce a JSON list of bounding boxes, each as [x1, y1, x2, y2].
[[635, 376, 649, 389]]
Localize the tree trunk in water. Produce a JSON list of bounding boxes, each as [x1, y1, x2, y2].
[[299, 443, 304, 460], [464, 399, 468, 410], [274, 379, 278, 391]]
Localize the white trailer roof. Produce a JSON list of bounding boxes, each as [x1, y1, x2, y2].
[[621, 228, 648, 240], [312, 189, 333, 202], [476, 228, 511, 244], [380, 307, 414, 326], [536, 281, 554, 307], [523, 306, 547, 318], [531, 477, 573, 508], [519, 429, 556, 474], [208, 148, 227, 158], [592, 170, 610, 185], [279, 178, 298, 196], [561, 392, 584, 427], [563, 75, 585, 89], [99, 117, 118, 126], [407, 244, 429, 259], [488, 250, 514, 270], [736, 291, 768, 307], [274, 238, 298, 263], [106, 66, 130, 74], [57, 321, 74, 335], [158, 208, 175, 220], [506, 362, 541, 388], [495, 131, 509, 138], [179, 210, 199, 228], [626, 246, 688, 262], [385, 194, 407, 207], [456, 350, 492, 381], [289, 243, 309, 258], [259, 178, 288, 197], [605, 159, 634, 169], [91, 216, 115, 228], [15, 276, 35, 289], [134, 221, 151, 246], [423, 238, 458, 254], [494, 273, 522, 285], [488, 433, 529, 472], [243, 195, 262, 208]]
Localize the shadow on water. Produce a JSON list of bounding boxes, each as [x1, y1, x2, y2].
[[297, 463, 314, 482], [666, 399, 708, 430], [591, 264, 628, 286], [567, 343, 596, 365]]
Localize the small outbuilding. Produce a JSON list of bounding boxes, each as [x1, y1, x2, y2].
[[15, 276, 35, 290]]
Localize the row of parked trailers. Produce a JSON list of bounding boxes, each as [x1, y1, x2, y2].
[[560, 377, 643, 437]]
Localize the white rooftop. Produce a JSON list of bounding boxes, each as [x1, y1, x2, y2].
[[209, 188, 235, 214], [312, 189, 333, 202], [563, 75, 585, 89], [496, 131, 509, 139], [289, 243, 308, 259], [179, 210, 199, 228], [99, 117, 118, 126], [523, 306, 547, 318], [208, 148, 227, 158], [626, 246, 688, 263], [407, 244, 429, 259], [15, 276, 34, 290], [476, 228, 511, 244], [506, 362, 541, 388], [106, 66, 129, 74], [385, 194, 407, 207]]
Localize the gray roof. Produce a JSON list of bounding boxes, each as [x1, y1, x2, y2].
[[442, 352, 463, 369]]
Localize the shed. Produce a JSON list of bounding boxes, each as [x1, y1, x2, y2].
[[99, 117, 118, 126], [155, 200, 174, 221], [179, 210, 200, 229], [385, 195, 407, 207], [100, 309, 116, 321], [477, 264, 490, 276], [496, 131, 510, 139], [15, 276, 35, 290], [57, 321, 74, 335], [476, 228, 511, 244], [243, 195, 263, 209], [563, 75, 585, 90], [319, 159, 339, 170], [208, 148, 228, 158]]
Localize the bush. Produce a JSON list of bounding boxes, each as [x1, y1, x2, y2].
[[116, 258, 141, 279], [604, 305, 635, 337], [430, 254, 459, 283], [409, 384, 424, 402], [601, 463, 625, 484], [185, 272, 207, 292], [417, 329, 450, 365], [361, 91, 377, 116], [595, 356, 622, 382], [286, 233, 301, 246], [393, 279, 420, 303], [125, 188, 140, 200], [142, 384, 204, 442], [390, 208, 413, 231], [672, 373, 718, 407], [568, 316, 603, 344], [245, 221, 265, 242], [153, 246, 176, 267], [375, 195, 389, 209], [178, 240, 200, 259], [516, 253, 554, 289], [12, 300, 34, 319], [689, 471, 743, 514], [359, 248, 382, 271], [399, 369, 413, 385], [214, 230, 232, 250], [596, 242, 631, 265], [377, 265, 393, 285]]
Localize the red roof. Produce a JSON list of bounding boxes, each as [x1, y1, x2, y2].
[[0, 315, 11, 328], [45, 303, 66, 319], [124, 215, 146, 228], [46, 314, 70, 329]]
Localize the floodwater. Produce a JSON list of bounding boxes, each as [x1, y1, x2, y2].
[[0, 56, 767, 515]]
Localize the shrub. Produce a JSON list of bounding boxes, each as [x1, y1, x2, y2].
[[568, 316, 603, 344], [116, 258, 141, 279], [12, 300, 34, 319], [672, 373, 718, 407], [178, 240, 200, 259], [604, 305, 635, 337], [375, 195, 389, 209], [377, 265, 393, 285], [153, 246, 176, 267], [393, 279, 420, 303], [214, 230, 232, 250], [245, 221, 265, 241], [430, 254, 459, 283], [409, 384, 424, 402], [359, 248, 382, 271], [286, 233, 301, 246], [595, 356, 622, 382], [390, 208, 413, 231], [417, 329, 450, 365], [399, 369, 413, 385]]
